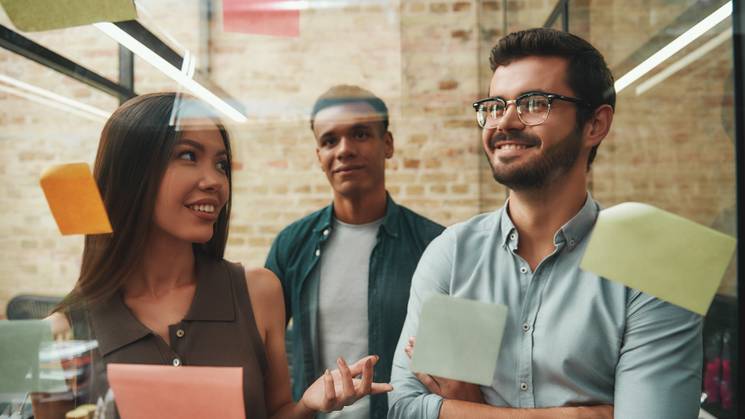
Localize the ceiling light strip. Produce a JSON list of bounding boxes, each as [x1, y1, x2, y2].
[[0, 74, 111, 118], [615, 1, 732, 93], [635, 27, 732, 96], [0, 83, 108, 121], [94, 23, 248, 123]]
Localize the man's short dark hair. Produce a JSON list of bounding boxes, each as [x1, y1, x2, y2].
[[310, 85, 389, 132], [490, 28, 615, 168]]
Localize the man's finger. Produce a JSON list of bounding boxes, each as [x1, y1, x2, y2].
[[356, 357, 373, 397], [414, 371, 441, 394]]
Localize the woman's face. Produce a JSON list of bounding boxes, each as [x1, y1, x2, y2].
[[151, 119, 230, 244]]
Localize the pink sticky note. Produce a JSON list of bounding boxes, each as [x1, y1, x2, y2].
[[223, 0, 300, 37], [107, 364, 245, 419]]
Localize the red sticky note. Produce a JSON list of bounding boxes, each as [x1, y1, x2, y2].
[[108, 364, 245, 419], [223, 0, 300, 37]]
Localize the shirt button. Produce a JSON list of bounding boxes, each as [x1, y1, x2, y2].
[[172, 358, 182, 367], [322, 229, 330, 236], [315, 249, 321, 257], [520, 382, 528, 391], [520, 267, 528, 274], [176, 329, 185, 338], [509, 233, 516, 241], [522, 323, 530, 332], [569, 239, 576, 247]]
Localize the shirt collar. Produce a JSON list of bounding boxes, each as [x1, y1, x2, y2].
[[314, 192, 400, 238], [89, 252, 235, 357], [498, 192, 599, 251], [553, 192, 599, 250]]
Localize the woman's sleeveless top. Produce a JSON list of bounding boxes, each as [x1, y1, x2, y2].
[[67, 253, 268, 419]]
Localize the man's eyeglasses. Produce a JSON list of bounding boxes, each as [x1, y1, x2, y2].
[[472, 91, 592, 128]]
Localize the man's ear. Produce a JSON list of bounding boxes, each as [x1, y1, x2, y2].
[[583, 104, 614, 149], [384, 131, 394, 159]]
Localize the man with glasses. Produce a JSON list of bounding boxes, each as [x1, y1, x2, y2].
[[266, 85, 444, 419], [388, 28, 702, 419]]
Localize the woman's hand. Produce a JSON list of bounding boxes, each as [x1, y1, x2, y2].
[[299, 355, 393, 413]]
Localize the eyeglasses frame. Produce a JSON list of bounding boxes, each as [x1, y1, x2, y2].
[[472, 91, 593, 127]]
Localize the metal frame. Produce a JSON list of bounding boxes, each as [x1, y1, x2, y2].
[[732, 0, 744, 415], [544, 0, 569, 31], [0, 24, 136, 101]]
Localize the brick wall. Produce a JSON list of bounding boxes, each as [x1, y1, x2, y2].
[[0, 0, 737, 315]]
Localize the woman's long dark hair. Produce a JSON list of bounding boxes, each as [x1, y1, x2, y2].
[[59, 92, 233, 309]]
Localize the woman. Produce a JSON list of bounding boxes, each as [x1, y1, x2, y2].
[[46, 92, 391, 418]]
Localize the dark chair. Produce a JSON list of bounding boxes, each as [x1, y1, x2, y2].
[[6, 294, 63, 320]]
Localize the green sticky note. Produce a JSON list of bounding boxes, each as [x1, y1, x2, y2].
[[411, 295, 507, 386], [0, 320, 66, 394], [0, 0, 136, 32], [580, 202, 736, 315]]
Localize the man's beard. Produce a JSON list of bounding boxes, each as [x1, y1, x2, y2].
[[486, 126, 583, 190]]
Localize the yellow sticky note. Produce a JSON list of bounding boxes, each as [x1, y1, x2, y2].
[[40, 163, 112, 235], [0, 0, 136, 32], [580, 202, 736, 315]]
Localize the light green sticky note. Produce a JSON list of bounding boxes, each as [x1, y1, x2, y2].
[[411, 295, 507, 386], [0, 320, 66, 394], [580, 202, 736, 315], [0, 0, 136, 32]]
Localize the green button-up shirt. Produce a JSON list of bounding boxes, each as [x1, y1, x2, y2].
[[265, 194, 444, 419]]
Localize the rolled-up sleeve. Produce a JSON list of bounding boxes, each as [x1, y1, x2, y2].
[[613, 290, 703, 419], [388, 230, 454, 419]]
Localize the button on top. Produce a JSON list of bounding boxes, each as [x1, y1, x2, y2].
[[520, 382, 528, 391], [509, 233, 516, 241], [568, 239, 576, 247], [522, 323, 530, 332], [315, 249, 321, 257], [176, 329, 185, 338], [172, 358, 182, 367], [322, 229, 330, 236], [520, 267, 528, 274]]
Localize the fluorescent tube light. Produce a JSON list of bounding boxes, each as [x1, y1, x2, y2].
[[0, 74, 110, 121], [94, 22, 248, 123], [635, 27, 731, 96], [615, 1, 732, 93]]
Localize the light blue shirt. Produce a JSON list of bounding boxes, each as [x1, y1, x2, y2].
[[388, 194, 703, 419]]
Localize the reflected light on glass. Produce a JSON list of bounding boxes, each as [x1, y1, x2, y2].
[[94, 22, 248, 123], [615, 1, 732, 93], [635, 27, 731, 96], [0, 74, 111, 121]]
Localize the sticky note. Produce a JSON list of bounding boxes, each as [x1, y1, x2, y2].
[[223, 0, 300, 37], [107, 364, 245, 419], [0, 0, 136, 32], [580, 202, 737, 315], [40, 163, 112, 235], [0, 320, 66, 394], [411, 295, 507, 386]]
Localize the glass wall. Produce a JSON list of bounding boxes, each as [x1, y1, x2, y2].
[[1, 0, 740, 417]]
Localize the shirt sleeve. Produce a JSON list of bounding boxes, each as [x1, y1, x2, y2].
[[613, 290, 703, 419], [388, 230, 454, 419]]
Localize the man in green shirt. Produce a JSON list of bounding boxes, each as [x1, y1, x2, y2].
[[265, 85, 444, 419]]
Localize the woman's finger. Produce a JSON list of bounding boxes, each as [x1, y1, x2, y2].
[[323, 369, 336, 409], [337, 357, 356, 404], [356, 357, 373, 397], [369, 382, 394, 395]]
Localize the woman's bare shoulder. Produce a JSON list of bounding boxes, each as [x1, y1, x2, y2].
[[244, 268, 284, 313]]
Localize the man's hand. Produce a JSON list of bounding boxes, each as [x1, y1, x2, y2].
[[405, 336, 485, 403]]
